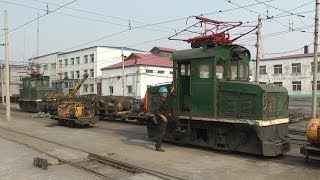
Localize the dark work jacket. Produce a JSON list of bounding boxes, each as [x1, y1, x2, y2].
[[155, 96, 171, 118]]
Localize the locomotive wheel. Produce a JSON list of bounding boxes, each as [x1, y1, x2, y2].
[[69, 121, 75, 128], [58, 119, 64, 126]]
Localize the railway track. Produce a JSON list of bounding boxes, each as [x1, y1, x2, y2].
[[0, 126, 186, 180]]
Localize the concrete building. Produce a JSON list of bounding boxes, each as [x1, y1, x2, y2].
[[29, 46, 145, 95], [101, 47, 174, 99], [149, 46, 176, 59], [0, 63, 28, 100], [251, 46, 319, 97]]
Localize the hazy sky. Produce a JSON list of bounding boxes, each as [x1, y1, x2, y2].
[[0, 0, 315, 64]]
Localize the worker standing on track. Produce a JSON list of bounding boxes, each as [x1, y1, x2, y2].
[[154, 86, 182, 152]]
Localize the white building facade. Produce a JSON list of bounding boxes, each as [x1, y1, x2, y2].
[[29, 46, 145, 95], [101, 51, 173, 99], [0, 64, 28, 99], [251, 51, 319, 98]]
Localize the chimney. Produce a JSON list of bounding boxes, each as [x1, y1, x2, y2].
[[304, 45, 309, 54]]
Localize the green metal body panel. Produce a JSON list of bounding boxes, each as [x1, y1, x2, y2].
[[145, 43, 290, 156], [19, 76, 52, 112]]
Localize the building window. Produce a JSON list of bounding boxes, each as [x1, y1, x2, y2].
[[64, 59, 68, 66], [76, 57, 80, 64], [274, 64, 282, 74], [84, 55, 88, 63], [64, 72, 68, 79], [292, 81, 301, 91], [90, 54, 94, 62], [109, 86, 113, 94], [146, 70, 153, 73], [127, 85, 132, 94], [311, 81, 320, 91], [292, 63, 301, 73], [43, 64, 48, 70], [83, 84, 88, 92], [71, 71, 74, 79], [84, 69, 88, 75], [90, 69, 94, 77], [71, 58, 75, 65], [259, 65, 267, 75], [169, 71, 173, 74], [51, 63, 56, 69], [90, 84, 94, 92], [311, 62, 320, 72], [59, 60, 62, 68], [274, 82, 283, 86], [158, 70, 165, 74], [76, 71, 80, 78], [199, 61, 210, 78]]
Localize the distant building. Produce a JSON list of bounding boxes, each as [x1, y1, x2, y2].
[[0, 63, 28, 99], [101, 47, 175, 99], [149, 46, 176, 59], [29, 46, 145, 95], [251, 46, 319, 98]]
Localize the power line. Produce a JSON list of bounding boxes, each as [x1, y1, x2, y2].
[[0, 0, 79, 37], [254, 0, 313, 19], [263, 43, 313, 56], [25, 0, 177, 31], [0, 0, 174, 33], [272, 0, 314, 19]]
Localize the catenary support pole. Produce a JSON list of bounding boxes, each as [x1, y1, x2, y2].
[[255, 15, 262, 82], [0, 62, 4, 106], [4, 10, 10, 121], [121, 46, 125, 97], [312, 0, 320, 119]]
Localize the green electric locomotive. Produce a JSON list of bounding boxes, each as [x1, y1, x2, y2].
[[143, 17, 290, 156], [19, 73, 52, 112]]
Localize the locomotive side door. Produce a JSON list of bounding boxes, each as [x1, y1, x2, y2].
[[176, 61, 191, 113], [189, 58, 215, 117]]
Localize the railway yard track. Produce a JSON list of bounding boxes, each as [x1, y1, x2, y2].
[[0, 126, 187, 180], [1, 106, 320, 179]]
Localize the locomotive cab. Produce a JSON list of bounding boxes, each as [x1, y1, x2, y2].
[[19, 75, 52, 112], [174, 45, 250, 117], [145, 42, 290, 156]]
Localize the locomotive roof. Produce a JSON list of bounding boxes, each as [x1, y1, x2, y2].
[[22, 75, 50, 80], [172, 44, 249, 61]]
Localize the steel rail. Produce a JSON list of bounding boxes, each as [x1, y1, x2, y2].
[[0, 126, 186, 180]]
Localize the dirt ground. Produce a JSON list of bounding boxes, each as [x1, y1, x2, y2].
[[0, 103, 319, 180]]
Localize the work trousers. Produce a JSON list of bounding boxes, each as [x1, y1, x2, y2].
[[155, 119, 167, 148], [155, 114, 180, 148]]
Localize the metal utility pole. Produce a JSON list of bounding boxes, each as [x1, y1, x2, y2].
[[121, 46, 125, 97], [4, 10, 10, 121], [36, 12, 40, 57], [255, 15, 262, 82], [0, 62, 4, 105], [312, 0, 320, 119]]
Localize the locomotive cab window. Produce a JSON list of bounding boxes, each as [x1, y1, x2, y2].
[[216, 60, 224, 79], [239, 61, 249, 80], [199, 61, 210, 78], [230, 61, 238, 80], [31, 80, 36, 88], [180, 64, 190, 76]]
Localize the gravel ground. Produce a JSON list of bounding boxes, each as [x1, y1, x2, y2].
[[0, 103, 320, 180]]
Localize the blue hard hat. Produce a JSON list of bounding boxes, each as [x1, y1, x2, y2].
[[159, 86, 168, 93]]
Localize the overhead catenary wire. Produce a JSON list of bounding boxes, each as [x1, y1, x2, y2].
[[254, 0, 313, 19], [0, 0, 174, 34], [262, 43, 313, 56], [0, 0, 79, 38]]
